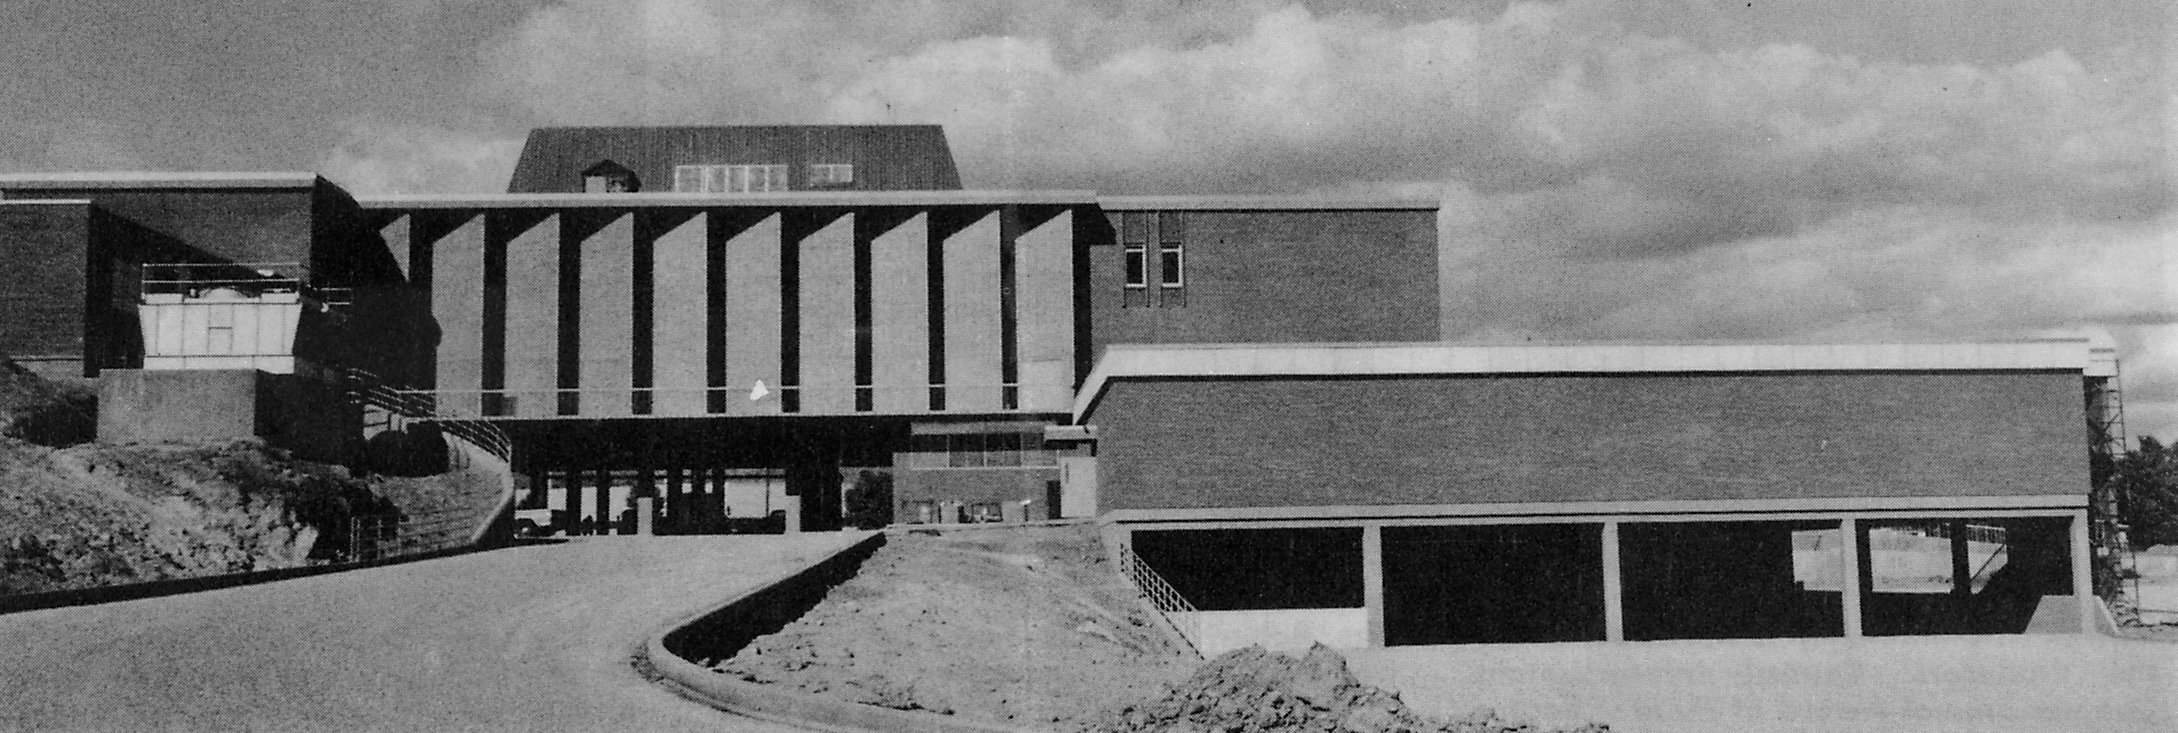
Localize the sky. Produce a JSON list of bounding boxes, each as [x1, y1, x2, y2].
[[1, 0, 2172, 442]]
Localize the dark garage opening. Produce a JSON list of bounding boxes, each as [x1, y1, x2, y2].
[[1131, 528, 1363, 611], [1861, 516, 2073, 636], [1382, 523, 1604, 645], [1621, 520, 1843, 640]]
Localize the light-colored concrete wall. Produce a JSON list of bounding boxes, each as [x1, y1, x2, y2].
[[725, 214, 782, 416], [1191, 608, 1370, 656], [942, 211, 1002, 411], [650, 213, 708, 416], [1015, 209, 1073, 412], [578, 214, 634, 416], [502, 214, 558, 418], [430, 214, 485, 413], [870, 213, 928, 413], [798, 213, 855, 413]]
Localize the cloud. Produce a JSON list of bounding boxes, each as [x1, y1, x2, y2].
[[316, 120, 524, 195], [333, 0, 2176, 438]]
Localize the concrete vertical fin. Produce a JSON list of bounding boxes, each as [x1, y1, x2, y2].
[[430, 213, 485, 413], [504, 214, 560, 418], [1014, 209, 1075, 412], [725, 213, 783, 416], [870, 212, 929, 413], [579, 213, 635, 416], [943, 211, 1003, 412], [798, 213, 856, 413], [652, 212, 709, 416]]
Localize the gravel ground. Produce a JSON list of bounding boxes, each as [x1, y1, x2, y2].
[[713, 523, 1197, 729]]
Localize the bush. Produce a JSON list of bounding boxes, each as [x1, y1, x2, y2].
[[843, 470, 894, 530]]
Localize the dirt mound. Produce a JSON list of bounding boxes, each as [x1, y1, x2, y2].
[[713, 524, 1196, 727], [0, 356, 94, 446], [0, 437, 395, 594], [1080, 645, 1609, 733]]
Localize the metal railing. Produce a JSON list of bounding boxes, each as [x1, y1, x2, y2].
[[138, 261, 352, 305], [340, 369, 513, 464], [1115, 543, 1203, 657], [407, 381, 1072, 417], [343, 507, 479, 562]]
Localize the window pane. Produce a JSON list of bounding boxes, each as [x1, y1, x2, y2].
[[949, 434, 985, 468], [987, 433, 1021, 467], [1124, 246, 1146, 287], [1160, 247, 1183, 286], [673, 166, 703, 192], [707, 165, 728, 193]]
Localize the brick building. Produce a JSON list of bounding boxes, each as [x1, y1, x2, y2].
[[0, 125, 2117, 647]]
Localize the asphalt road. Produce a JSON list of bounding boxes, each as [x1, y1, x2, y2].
[[1347, 633, 2178, 733], [0, 533, 871, 732]]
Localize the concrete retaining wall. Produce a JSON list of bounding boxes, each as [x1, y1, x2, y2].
[[1192, 608, 1369, 656], [645, 533, 1044, 733]]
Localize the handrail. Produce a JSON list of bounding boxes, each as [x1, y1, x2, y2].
[[339, 368, 514, 463], [1115, 543, 1203, 658]]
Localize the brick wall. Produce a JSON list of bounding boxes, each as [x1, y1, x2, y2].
[[892, 464, 1059, 521], [0, 203, 92, 360], [3, 188, 314, 265], [1087, 209, 1437, 355], [1089, 371, 2088, 511]]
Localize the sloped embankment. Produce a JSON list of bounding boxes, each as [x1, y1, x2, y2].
[[1081, 644, 1610, 733], [712, 524, 1197, 728], [0, 437, 395, 594]]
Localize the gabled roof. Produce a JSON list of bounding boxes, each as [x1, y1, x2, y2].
[[507, 125, 963, 194]]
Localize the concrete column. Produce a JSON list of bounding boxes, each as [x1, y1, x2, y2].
[[664, 464, 684, 531], [2072, 509, 2097, 634], [1362, 524, 1385, 647], [558, 468, 580, 536], [593, 465, 612, 536], [1949, 520, 1972, 600], [1602, 521, 1625, 642], [1841, 518, 1863, 638]]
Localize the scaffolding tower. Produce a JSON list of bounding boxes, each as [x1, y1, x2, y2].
[[2085, 346, 2132, 601]]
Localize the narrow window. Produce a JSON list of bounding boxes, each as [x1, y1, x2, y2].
[[1124, 244, 1147, 288], [1159, 242, 1184, 287]]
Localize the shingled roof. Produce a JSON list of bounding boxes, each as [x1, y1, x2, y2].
[[506, 125, 963, 194]]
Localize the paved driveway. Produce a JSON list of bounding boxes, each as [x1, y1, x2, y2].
[[0, 534, 870, 732], [1346, 634, 2177, 733]]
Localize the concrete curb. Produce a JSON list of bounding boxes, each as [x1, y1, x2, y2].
[[640, 533, 1046, 733]]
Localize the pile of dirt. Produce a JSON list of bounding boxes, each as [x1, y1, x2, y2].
[[0, 356, 95, 447], [1081, 645, 1610, 733], [712, 524, 1196, 727], [0, 436, 396, 594]]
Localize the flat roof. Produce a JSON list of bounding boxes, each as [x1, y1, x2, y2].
[[0, 172, 320, 189], [1073, 339, 2106, 421], [1097, 195, 1439, 211], [357, 189, 1099, 210]]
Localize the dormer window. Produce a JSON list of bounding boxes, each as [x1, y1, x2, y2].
[[581, 160, 639, 193]]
